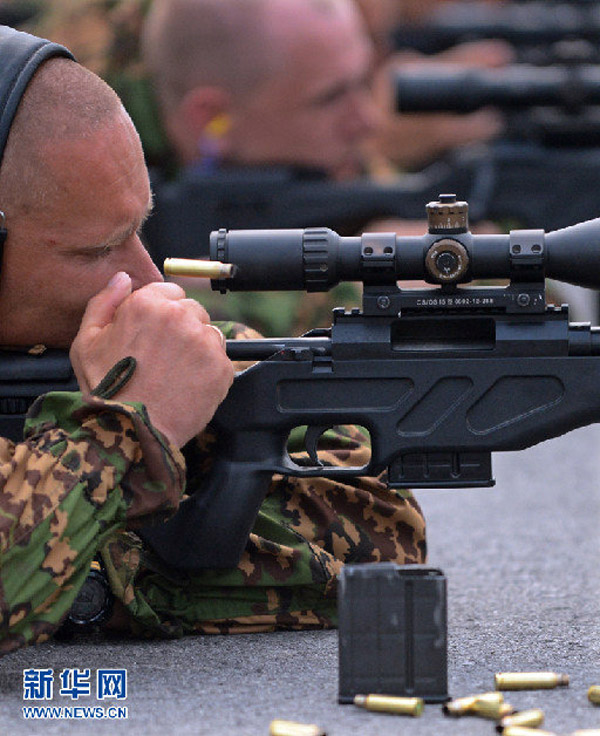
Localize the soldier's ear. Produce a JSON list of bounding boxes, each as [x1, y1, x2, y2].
[[179, 86, 232, 138]]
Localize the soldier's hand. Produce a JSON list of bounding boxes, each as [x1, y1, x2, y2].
[[70, 272, 234, 448]]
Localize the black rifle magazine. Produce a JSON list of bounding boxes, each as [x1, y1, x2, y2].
[[338, 563, 448, 704]]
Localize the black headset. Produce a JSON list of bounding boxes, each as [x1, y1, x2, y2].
[[0, 25, 75, 272]]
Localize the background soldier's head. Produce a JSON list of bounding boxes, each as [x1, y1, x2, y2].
[[142, 0, 381, 180]]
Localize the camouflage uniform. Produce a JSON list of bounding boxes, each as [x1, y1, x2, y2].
[[0, 323, 425, 652], [0, 392, 186, 655], [188, 284, 362, 338]]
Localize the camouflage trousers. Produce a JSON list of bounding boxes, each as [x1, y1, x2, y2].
[[101, 430, 427, 637]]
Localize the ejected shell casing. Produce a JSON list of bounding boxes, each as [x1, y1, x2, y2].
[[571, 731, 600, 735], [353, 694, 424, 716], [443, 691, 503, 717], [163, 258, 236, 279], [472, 700, 515, 720], [588, 685, 600, 704], [502, 728, 557, 736], [495, 672, 570, 690], [269, 719, 326, 736], [443, 694, 479, 716], [497, 709, 545, 732]]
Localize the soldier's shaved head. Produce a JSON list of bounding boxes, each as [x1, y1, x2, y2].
[[0, 57, 127, 219], [142, 0, 359, 110], [0, 55, 158, 347]]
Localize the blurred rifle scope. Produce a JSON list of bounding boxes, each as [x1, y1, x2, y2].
[[394, 64, 600, 113], [393, 1, 600, 54]]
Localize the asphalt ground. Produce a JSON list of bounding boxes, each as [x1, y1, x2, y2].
[[1, 424, 599, 736]]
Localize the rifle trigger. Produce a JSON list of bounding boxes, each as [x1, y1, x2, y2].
[[305, 425, 328, 467]]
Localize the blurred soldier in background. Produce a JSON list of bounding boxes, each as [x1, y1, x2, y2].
[[33, 0, 508, 175], [142, 0, 507, 177], [140, 0, 380, 334], [142, 0, 379, 181]]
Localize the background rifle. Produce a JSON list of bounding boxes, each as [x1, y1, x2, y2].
[[394, 63, 600, 147], [143, 166, 441, 262], [139, 195, 600, 569], [386, 61, 600, 240], [0, 348, 77, 442], [392, 1, 600, 55]]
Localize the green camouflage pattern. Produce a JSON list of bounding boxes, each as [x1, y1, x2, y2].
[[102, 434, 425, 636], [190, 284, 362, 338], [0, 392, 186, 655], [100, 322, 426, 637]]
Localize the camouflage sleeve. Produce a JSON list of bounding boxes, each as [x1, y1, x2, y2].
[[0, 391, 186, 654]]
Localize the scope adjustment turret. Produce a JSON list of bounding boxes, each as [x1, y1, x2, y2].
[[426, 193, 469, 234]]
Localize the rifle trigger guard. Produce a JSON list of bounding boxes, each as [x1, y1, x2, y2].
[[305, 425, 330, 467]]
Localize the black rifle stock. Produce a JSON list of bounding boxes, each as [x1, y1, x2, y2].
[[139, 198, 600, 569]]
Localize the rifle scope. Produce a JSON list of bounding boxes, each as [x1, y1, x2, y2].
[[206, 196, 600, 292], [394, 64, 600, 114], [392, 1, 600, 55]]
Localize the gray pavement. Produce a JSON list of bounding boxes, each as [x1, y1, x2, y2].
[[1, 425, 599, 735]]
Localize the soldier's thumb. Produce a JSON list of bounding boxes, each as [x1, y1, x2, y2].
[[80, 272, 133, 333]]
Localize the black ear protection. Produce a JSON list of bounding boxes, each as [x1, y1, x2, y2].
[[0, 25, 75, 272]]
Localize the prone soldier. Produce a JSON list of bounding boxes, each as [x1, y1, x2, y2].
[[0, 25, 425, 654]]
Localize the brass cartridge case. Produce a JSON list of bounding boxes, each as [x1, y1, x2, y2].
[[503, 729, 557, 736], [443, 691, 504, 717], [497, 709, 545, 732], [571, 731, 600, 735], [472, 700, 514, 720], [353, 694, 424, 716], [164, 258, 235, 279], [269, 719, 326, 736], [443, 694, 478, 716], [495, 672, 569, 690], [588, 685, 600, 704]]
